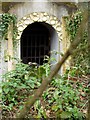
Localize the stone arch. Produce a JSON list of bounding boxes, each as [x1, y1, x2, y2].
[[16, 12, 62, 61], [17, 12, 62, 41]]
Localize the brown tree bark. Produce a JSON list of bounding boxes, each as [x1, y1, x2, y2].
[[16, 10, 88, 118]]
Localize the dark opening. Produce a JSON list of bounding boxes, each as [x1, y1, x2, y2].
[[21, 22, 50, 65]]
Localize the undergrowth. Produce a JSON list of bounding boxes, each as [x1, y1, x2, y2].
[[1, 57, 89, 119]]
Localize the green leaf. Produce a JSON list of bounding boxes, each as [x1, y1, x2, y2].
[[4, 88, 9, 94], [52, 105, 58, 111], [60, 111, 72, 119]]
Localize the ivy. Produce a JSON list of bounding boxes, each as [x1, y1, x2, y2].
[[65, 10, 83, 42], [0, 13, 18, 46], [65, 10, 89, 75]]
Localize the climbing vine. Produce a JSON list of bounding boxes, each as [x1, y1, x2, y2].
[[65, 10, 89, 75], [65, 11, 83, 42], [0, 13, 18, 46]]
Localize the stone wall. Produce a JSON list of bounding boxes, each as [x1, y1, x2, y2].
[[8, 2, 69, 74], [0, 39, 8, 81], [16, 12, 62, 63], [9, 2, 68, 21], [0, 2, 72, 81], [17, 12, 62, 41]]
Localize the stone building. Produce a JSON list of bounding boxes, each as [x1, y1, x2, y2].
[[0, 1, 77, 80]]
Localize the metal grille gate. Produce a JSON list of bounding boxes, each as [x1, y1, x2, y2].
[[21, 22, 50, 65]]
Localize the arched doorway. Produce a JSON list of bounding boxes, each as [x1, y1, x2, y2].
[[21, 22, 50, 65]]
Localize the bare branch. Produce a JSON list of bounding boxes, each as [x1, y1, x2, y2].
[[16, 10, 88, 118]]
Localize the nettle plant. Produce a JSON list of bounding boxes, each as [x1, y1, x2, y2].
[[1, 56, 50, 112], [42, 69, 88, 119], [1, 55, 88, 119]]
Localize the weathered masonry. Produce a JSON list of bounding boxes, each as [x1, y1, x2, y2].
[[0, 1, 77, 80]]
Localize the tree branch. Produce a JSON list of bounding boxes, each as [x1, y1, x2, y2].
[[16, 10, 88, 118]]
